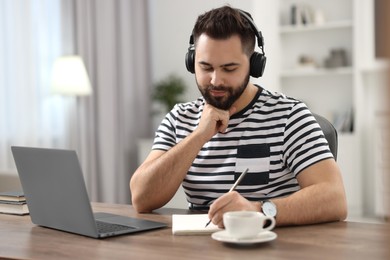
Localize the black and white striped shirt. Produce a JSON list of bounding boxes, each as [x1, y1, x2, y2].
[[153, 86, 333, 207]]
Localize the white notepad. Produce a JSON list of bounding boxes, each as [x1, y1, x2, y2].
[[172, 214, 222, 235]]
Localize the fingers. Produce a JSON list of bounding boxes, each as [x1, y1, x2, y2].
[[196, 104, 237, 142], [216, 118, 229, 133], [197, 104, 230, 136], [208, 191, 238, 227], [208, 191, 259, 228], [210, 105, 236, 134], [216, 106, 237, 133]]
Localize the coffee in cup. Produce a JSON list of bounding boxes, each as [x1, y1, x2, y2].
[[223, 211, 275, 239]]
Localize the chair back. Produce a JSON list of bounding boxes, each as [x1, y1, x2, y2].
[[313, 113, 338, 160]]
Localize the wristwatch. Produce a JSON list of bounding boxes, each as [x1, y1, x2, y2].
[[261, 200, 277, 218]]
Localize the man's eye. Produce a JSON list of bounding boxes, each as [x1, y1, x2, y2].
[[224, 67, 237, 72], [202, 67, 213, 72]]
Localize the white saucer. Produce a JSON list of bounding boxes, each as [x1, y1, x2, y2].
[[211, 230, 277, 245]]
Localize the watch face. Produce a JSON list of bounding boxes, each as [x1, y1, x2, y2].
[[263, 201, 277, 217]]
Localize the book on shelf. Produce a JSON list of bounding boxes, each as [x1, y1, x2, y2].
[[0, 191, 29, 215]]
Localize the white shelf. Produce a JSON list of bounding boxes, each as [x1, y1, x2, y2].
[[280, 20, 353, 34], [281, 67, 353, 78], [278, 0, 363, 218]]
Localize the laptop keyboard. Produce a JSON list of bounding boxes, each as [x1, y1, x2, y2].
[[96, 221, 135, 234]]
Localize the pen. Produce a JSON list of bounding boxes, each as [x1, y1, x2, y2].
[[205, 168, 249, 228]]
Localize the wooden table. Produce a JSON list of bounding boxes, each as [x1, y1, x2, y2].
[[0, 203, 389, 259]]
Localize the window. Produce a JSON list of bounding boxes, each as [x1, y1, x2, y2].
[[0, 0, 69, 170]]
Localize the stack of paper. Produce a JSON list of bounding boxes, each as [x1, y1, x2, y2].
[[0, 191, 29, 215], [172, 214, 221, 235]]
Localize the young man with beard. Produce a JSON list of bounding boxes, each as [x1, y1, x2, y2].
[[130, 6, 347, 227]]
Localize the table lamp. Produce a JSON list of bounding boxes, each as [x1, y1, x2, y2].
[[50, 55, 92, 149], [51, 55, 92, 96]]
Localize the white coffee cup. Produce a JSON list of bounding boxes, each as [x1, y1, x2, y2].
[[223, 211, 275, 239]]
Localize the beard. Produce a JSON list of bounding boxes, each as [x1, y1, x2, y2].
[[197, 73, 250, 110]]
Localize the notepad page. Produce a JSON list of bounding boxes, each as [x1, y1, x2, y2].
[[172, 214, 221, 235]]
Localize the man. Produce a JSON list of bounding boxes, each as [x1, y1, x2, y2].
[[130, 6, 347, 227]]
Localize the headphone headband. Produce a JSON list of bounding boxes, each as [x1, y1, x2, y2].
[[237, 9, 265, 55]]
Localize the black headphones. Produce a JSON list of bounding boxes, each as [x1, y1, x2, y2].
[[185, 9, 266, 78]]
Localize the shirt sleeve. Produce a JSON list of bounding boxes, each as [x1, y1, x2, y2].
[[283, 103, 334, 175], [152, 105, 179, 151]]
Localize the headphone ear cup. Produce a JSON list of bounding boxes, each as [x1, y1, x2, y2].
[[250, 52, 266, 78], [185, 48, 195, 74]]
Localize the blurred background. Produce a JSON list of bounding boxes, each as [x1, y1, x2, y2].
[[0, 0, 388, 223]]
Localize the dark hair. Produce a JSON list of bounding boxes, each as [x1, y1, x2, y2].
[[192, 6, 256, 57]]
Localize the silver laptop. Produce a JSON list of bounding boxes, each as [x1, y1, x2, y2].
[[11, 146, 166, 239]]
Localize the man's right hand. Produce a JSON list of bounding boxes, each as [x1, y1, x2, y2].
[[195, 104, 236, 141]]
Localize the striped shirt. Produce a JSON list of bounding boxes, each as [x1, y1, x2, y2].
[[152, 86, 333, 207]]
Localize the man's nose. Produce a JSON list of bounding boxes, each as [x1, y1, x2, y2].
[[210, 70, 224, 86]]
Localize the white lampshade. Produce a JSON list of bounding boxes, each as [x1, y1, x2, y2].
[[51, 55, 92, 96]]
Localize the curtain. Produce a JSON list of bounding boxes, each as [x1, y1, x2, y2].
[[0, 0, 69, 170], [64, 0, 152, 203]]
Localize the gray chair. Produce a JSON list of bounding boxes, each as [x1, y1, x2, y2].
[[313, 113, 338, 160]]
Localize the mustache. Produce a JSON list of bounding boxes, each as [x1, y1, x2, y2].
[[207, 85, 230, 91]]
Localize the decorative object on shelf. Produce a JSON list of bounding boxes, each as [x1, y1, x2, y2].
[[152, 74, 187, 113], [313, 9, 325, 25], [297, 54, 317, 70], [324, 48, 348, 68], [290, 3, 317, 26], [289, 3, 326, 27], [290, 5, 298, 25]]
